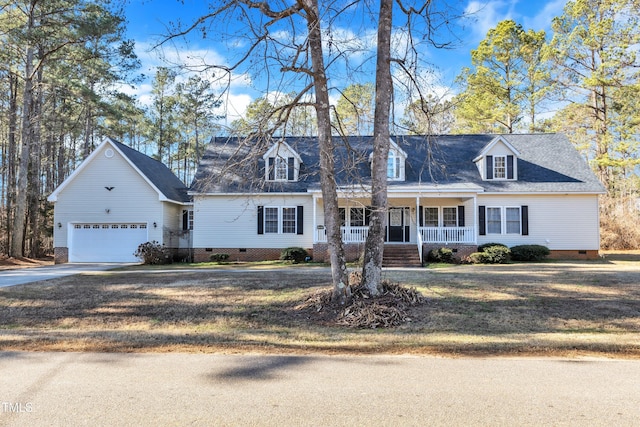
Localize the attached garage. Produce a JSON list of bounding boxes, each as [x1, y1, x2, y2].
[[69, 223, 148, 262]]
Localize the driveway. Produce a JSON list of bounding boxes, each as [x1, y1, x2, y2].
[[1, 352, 639, 426], [0, 263, 133, 288]]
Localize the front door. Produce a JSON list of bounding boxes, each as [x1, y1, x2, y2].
[[388, 207, 407, 242]]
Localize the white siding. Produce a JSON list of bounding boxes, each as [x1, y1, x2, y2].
[[477, 194, 600, 250], [194, 194, 314, 248], [52, 143, 166, 247]]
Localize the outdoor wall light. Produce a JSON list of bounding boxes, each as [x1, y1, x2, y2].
[[153, 222, 157, 228], [57, 222, 62, 228]]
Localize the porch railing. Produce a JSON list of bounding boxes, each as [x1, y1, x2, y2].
[[418, 226, 475, 244], [316, 226, 475, 244], [316, 226, 370, 243]]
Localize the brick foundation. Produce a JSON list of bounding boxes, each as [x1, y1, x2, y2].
[[548, 250, 600, 260], [312, 243, 365, 263], [193, 247, 314, 263], [54, 247, 69, 264]]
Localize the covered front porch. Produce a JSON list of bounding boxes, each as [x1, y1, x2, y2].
[[311, 185, 483, 261]]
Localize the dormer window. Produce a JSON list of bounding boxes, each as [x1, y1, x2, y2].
[[388, 150, 401, 179], [486, 155, 514, 180], [263, 141, 302, 182], [493, 156, 506, 179], [268, 156, 294, 181]]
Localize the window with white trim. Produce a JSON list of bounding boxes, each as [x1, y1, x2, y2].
[[506, 207, 521, 234], [264, 207, 279, 233], [350, 207, 365, 227], [275, 157, 288, 181], [282, 207, 297, 234], [424, 207, 439, 227], [486, 207, 502, 234], [494, 156, 506, 179], [442, 207, 458, 227], [263, 206, 298, 234], [387, 150, 401, 179]]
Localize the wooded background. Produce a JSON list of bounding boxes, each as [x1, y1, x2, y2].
[[1, 0, 639, 258]]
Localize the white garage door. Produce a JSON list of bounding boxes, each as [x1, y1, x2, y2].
[[69, 223, 148, 262]]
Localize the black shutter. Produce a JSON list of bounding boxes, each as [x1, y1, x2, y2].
[[507, 155, 514, 179], [268, 158, 275, 180], [296, 206, 304, 234], [365, 207, 372, 226], [458, 206, 465, 227], [257, 206, 264, 234], [521, 205, 529, 236], [288, 157, 295, 180], [419, 206, 423, 226], [182, 210, 188, 230], [479, 205, 486, 236], [486, 156, 493, 179]]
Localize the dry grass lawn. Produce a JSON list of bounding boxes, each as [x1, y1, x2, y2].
[[1, 254, 639, 357]]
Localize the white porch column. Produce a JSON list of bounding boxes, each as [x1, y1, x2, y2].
[[415, 196, 420, 229], [312, 193, 318, 243], [473, 195, 478, 245]]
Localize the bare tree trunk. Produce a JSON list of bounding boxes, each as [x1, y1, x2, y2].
[[27, 64, 44, 257], [362, 0, 393, 296], [5, 71, 19, 254], [11, 43, 35, 258], [300, 0, 350, 303]]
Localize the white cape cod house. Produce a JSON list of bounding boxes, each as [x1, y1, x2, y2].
[[188, 134, 605, 265], [49, 134, 606, 264]]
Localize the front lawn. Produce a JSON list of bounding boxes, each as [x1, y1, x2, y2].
[[1, 256, 639, 357]]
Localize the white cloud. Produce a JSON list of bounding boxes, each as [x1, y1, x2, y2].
[[463, 0, 516, 41], [523, 0, 568, 31]]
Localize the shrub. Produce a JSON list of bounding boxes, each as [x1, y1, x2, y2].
[[477, 242, 508, 252], [427, 247, 456, 264], [510, 245, 550, 262], [280, 247, 309, 264], [134, 241, 171, 265], [210, 253, 230, 263], [467, 245, 511, 264]]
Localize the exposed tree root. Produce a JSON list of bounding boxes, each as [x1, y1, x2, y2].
[[295, 280, 425, 328]]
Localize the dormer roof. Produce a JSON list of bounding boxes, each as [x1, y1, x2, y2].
[[473, 135, 521, 162]]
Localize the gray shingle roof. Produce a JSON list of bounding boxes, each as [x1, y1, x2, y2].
[[108, 137, 191, 203], [190, 134, 605, 194]]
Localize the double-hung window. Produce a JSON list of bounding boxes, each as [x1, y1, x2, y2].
[[274, 157, 288, 181], [387, 150, 400, 179], [264, 207, 279, 233], [505, 207, 521, 234], [479, 205, 528, 235], [486, 207, 502, 234], [442, 207, 458, 227], [424, 207, 439, 227], [258, 205, 303, 235], [493, 156, 506, 179], [282, 207, 297, 233]]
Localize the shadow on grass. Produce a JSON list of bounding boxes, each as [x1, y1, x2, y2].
[[1, 265, 639, 356]]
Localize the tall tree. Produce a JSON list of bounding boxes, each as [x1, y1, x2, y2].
[[149, 67, 178, 166], [166, 0, 461, 298], [175, 74, 221, 183], [545, 0, 640, 190], [0, 0, 138, 257], [454, 20, 548, 134], [333, 82, 375, 136]]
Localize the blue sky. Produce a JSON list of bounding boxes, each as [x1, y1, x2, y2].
[[122, 0, 568, 124]]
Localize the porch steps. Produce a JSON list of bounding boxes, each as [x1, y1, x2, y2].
[[382, 245, 422, 268]]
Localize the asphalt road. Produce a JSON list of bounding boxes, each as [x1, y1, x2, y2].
[[0, 264, 132, 288], [1, 352, 639, 426]]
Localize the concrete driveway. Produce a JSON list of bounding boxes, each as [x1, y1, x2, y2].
[[1, 352, 639, 426], [0, 263, 133, 288]]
